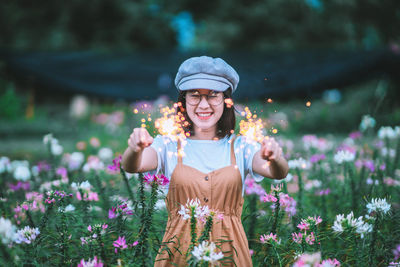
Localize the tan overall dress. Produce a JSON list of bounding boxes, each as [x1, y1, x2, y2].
[[155, 137, 253, 267]]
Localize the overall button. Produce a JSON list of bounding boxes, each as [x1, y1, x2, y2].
[[204, 176, 209, 181], [204, 197, 209, 202]]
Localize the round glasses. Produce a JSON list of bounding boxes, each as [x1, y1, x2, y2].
[[185, 91, 224, 106]]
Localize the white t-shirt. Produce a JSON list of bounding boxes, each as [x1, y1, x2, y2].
[[148, 134, 264, 195]]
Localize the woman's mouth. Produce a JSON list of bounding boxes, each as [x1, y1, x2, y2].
[[196, 112, 213, 120]]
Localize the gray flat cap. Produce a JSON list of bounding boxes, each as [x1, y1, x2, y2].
[[175, 56, 239, 93]]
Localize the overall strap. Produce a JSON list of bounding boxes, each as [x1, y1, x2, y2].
[[230, 135, 237, 165], [177, 138, 183, 164]]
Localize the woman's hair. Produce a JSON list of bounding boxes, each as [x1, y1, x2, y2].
[[177, 89, 235, 139]]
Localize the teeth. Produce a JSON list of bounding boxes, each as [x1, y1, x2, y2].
[[197, 113, 212, 117]]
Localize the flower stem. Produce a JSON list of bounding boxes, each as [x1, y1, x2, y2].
[[271, 191, 280, 234], [120, 167, 136, 210], [198, 216, 213, 243], [272, 244, 282, 267], [368, 216, 380, 266]]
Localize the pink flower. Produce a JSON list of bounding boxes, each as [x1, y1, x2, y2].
[[244, 177, 266, 196], [297, 222, 310, 231], [130, 240, 139, 247], [113, 236, 128, 253], [319, 258, 340, 266], [88, 225, 92, 232], [292, 232, 303, 243], [260, 233, 280, 244], [262, 193, 277, 203], [305, 232, 315, 245], [107, 155, 122, 174], [143, 174, 170, 186]]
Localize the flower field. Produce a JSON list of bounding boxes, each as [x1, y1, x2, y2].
[[1, 97, 400, 266]]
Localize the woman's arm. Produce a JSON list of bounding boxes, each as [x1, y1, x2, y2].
[[122, 128, 158, 173], [252, 136, 289, 180]]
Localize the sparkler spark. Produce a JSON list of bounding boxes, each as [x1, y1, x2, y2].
[[154, 104, 187, 145], [239, 107, 265, 143]]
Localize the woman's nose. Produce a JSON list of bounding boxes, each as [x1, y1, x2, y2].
[[198, 96, 210, 108]]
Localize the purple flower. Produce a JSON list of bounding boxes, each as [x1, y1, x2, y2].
[[107, 155, 122, 174], [8, 181, 30, 191], [113, 236, 128, 253], [349, 131, 362, 140], [108, 207, 117, 219], [393, 244, 400, 261], [77, 256, 103, 267], [37, 161, 51, 172], [244, 177, 266, 196], [364, 160, 375, 172], [108, 202, 133, 219], [310, 154, 326, 164], [143, 174, 170, 186], [316, 188, 331, 196]]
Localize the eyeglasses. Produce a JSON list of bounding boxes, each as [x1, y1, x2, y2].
[[185, 91, 224, 106]]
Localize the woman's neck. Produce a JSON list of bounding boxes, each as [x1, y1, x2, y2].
[[190, 126, 218, 140]]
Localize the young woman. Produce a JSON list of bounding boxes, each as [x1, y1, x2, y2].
[[122, 56, 289, 266]]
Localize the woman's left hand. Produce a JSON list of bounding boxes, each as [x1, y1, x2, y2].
[[260, 136, 283, 162]]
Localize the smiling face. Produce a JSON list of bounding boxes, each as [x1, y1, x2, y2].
[[185, 89, 224, 137]]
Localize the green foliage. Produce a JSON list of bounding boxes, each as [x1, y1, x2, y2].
[[0, 81, 23, 120]]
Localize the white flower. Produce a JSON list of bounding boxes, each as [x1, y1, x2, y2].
[[82, 156, 104, 172], [334, 150, 355, 164], [43, 133, 63, 156], [366, 178, 379, 185], [359, 115, 376, 132], [43, 133, 53, 145], [71, 181, 92, 192], [381, 148, 396, 158], [64, 204, 76, 212], [192, 241, 224, 264], [288, 158, 310, 169], [0, 217, 17, 244], [98, 147, 113, 162], [178, 198, 212, 222], [366, 198, 391, 215], [332, 212, 372, 238], [15, 226, 40, 244], [51, 142, 63, 156], [378, 126, 397, 139], [68, 152, 85, 170], [0, 157, 11, 174], [395, 126, 400, 137], [13, 165, 31, 181]]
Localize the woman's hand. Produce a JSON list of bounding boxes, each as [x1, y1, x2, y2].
[[128, 128, 154, 152], [260, 136, 283, 162], [253, 136, 288, 179]]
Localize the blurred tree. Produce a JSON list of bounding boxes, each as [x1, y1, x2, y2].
[[0, 0, 399, 51], [0, 0, 176, 50]]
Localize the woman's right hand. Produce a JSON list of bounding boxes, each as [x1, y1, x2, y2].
[[128, 128, 154, 153]]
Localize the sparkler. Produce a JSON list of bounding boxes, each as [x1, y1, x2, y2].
[[154, 103, 188, 157], [239, 107, 265, 144]]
